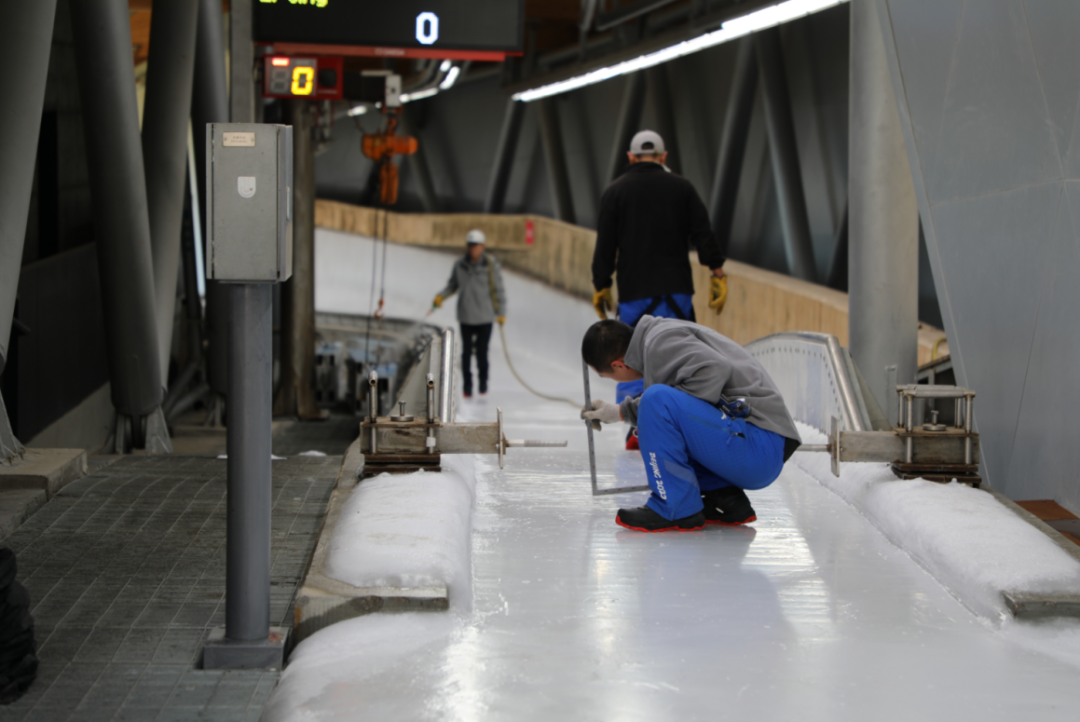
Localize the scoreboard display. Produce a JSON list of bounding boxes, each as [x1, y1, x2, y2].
[[254, 0, 525, 54], [263, 56, 343, 99]]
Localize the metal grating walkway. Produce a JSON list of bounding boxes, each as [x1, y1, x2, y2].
[[0, 454, 337, 722]]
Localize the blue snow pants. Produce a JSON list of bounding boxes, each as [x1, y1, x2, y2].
[[636, 385, 786, 520], [615, 294, 695, 404]]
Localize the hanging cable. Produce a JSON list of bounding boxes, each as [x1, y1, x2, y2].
[[498, 323, 580, 409]]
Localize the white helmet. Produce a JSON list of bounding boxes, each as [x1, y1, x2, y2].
[[466, 229, 486, 245]]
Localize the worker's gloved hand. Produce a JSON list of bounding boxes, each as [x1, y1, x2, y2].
[[708, 275, 728, 315], [592, 287, 614, 319], [581, 399, 621, 426], [432, 294, 443, 309], [497, 316, 506, 325]]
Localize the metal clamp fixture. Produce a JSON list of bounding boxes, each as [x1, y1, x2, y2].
[[798, 384, 981, 486], [359, 339, 566, 477]]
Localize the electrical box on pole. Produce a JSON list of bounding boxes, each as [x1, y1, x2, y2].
[[206, 123, 294, 283], [203, 121, 294, 670]]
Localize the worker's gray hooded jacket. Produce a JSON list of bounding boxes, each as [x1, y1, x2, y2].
[[619, 316, 802, 458], [438, 253, 508, 326]]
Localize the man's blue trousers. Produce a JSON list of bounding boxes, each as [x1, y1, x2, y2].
[[636, 385, 786, 520]]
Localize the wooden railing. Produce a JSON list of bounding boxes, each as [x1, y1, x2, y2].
[[314, 200, 949, 366]]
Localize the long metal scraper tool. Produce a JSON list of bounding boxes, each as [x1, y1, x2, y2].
[[583, 359, 650, 496]]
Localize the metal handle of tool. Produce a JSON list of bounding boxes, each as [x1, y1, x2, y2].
[[583, 359, 649, 496]]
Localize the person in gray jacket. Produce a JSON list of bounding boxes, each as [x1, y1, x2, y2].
[[432, 229, 507, 397], [581, 316, 801, 532]]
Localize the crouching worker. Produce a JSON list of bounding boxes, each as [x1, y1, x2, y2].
[[581, 317, 802, 532]]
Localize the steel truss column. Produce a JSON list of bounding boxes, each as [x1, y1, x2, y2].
[[484, 100, 526, 214], [399, 109, 439, 213], [192, 0, 231, 400], [275, 101, 322, 420], [605, 71, 646, 184], [646, 65, 681, 175], [0, 0, 57, 463], [537, 98, 576, 224], [756, 28, 818, 283], [709, 37, 758, 250], [143, 0, 200, 386], [1, 0, 57, 375], [848, 0, 918, 412], [70, 0, 171, 452]]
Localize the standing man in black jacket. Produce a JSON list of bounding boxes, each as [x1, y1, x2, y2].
[[591, 129, 729, 448]]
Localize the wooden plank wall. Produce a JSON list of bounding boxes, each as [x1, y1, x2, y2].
[[314, 200, 948, 365]]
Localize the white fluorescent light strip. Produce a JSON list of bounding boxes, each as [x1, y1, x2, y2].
[[512, 0, 845, 102], [439, 59, 453, 72], [401, 87, 439, 103], [438, 66, 461, 90]]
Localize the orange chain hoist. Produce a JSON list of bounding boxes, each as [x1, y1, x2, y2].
[[361, 111, 418, 205]]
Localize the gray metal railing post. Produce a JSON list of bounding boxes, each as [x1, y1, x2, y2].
[[439, 328, 455, 423]]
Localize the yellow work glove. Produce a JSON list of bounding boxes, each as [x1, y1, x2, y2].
[[432, 294, 443, 309], [708, 275, 728, 315], [497, 316, 506, 325], [592, 287, 614, 319]]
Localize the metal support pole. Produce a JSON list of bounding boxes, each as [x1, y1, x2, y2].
[[229, 0, 256, 127], [143, 0, 200, 386], [225, 284, 272, 640], [192, 0, 231, 398], [439, 328, 455, 424], [0, 0, 57, 376], [646, 65, 681, 175], [708, 37, 758, 248], [757, 28, 818, 283], [399, 109, 439, 213], [275, 101, 322, 419], [848, 0, 918, 410], [605, 71, 646, 184], [484, 100, 526, 213], [537, 98, 576, 224], [71, 0, 169, 444]]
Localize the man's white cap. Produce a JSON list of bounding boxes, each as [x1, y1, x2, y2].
[[629, 129, 665, 156], [466, 229, 486, 245]]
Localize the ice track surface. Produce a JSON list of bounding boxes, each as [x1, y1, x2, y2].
[[264, 230, 1080, 721]]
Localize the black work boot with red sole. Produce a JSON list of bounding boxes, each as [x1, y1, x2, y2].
[[616, 506, 706, 532], [701, 487, 757, 526]]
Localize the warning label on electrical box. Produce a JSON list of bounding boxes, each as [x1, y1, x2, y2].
[[223, 132, 256, 147]]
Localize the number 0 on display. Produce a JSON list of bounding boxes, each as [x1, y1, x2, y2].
[[416, 12, 439, 45]]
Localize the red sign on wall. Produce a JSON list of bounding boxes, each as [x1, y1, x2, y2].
[[525, 220, 534, 246]]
